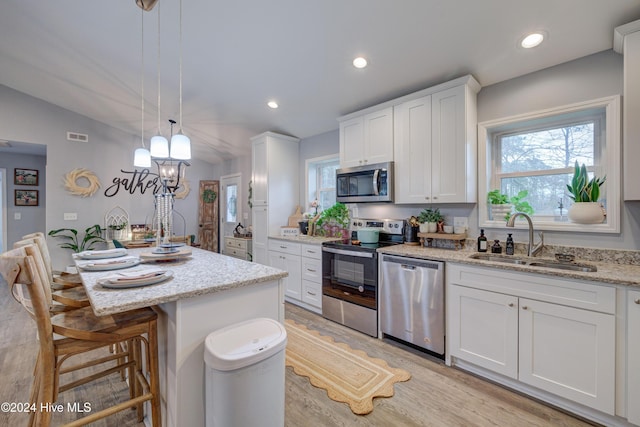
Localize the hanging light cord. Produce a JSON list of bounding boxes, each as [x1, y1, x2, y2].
[[178, 0, 184, 133], [156, 2, 162, 134], [140, 8, 145, 148]]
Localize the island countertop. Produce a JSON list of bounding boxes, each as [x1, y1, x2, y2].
[[76, 246, 288, 316]]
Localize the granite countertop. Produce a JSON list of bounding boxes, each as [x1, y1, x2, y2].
[[268, 235, 341, 245], [378, 244, 640, 287], [76, 247, 288, 316]]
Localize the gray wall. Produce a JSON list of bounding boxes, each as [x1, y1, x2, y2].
[[0, 152, 47, 249]]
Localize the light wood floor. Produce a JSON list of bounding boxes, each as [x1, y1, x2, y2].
[[0, 276, 596, 426]]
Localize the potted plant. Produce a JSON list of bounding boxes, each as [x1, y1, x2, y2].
[[315, 202, 350, 240], [418, 208, 443, 232], [566, 161, 607, 224], [48, 224, 106, 253], [488, 189, 534, 221]]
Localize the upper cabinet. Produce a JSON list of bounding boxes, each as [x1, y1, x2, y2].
[[339, 107, 393, 168], [394, 77, 480, 204], [337, 75, 480, 203]]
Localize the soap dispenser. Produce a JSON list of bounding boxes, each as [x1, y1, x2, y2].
[[506, 233, 515, 255], [477, 229, 488, 252]]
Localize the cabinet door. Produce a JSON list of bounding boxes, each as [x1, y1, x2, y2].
[[518, 298, 615, 415], [252, 206, 268, 265], [448, 285, 518, 378], [431, 85, 470, 203], [363, 107, 394, 165], [251, 137, 268, 205], [339, 116, 365, 168], [627, 290, 640, 425], [269, 251, 302, 300], [393, 96, 432, 204]]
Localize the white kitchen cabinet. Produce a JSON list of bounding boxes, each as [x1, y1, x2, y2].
[[447, 264, 616, 416], [224, 236, 252, 261], [300, 243, 323, 313], [628, 289, 640, 425], [394, 78, 479, 204], [268, 240, 302, 300], [251, 132, 299, 265], [339, 107, 393, 168]]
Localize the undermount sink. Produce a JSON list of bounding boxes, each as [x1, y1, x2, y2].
[[468, 254, 527, 264], [527, 261, 597, 272], [468, 254, 597, 272]]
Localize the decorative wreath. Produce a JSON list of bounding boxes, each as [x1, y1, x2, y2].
[[63, 168, 101, 197], [174, 178, 190, 199]]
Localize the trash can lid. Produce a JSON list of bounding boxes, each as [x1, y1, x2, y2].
[[204, 318, 287, 371]]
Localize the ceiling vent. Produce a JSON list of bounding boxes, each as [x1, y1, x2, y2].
[[67, 132, 88, 143]]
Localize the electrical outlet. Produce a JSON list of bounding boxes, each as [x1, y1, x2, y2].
[[64, 212, 78, 221], [453, 217, 468, 228]]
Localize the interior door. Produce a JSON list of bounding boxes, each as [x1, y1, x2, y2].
[[219, 174, 243, 254], [198, 180, 219, 252]]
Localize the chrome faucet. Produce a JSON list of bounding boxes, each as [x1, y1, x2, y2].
[[506, 212, 544, 257]]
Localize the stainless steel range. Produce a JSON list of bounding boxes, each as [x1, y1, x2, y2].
[[321, 218, 404, 337]]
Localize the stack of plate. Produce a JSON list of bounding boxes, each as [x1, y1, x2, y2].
[[98, 269, 173, 289]]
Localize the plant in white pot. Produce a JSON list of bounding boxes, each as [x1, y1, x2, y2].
[[418, 208, 443, 233], [566, 161, 606, 224], [487, 189, 533, 222]]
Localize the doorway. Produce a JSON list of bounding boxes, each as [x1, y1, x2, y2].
[[220, 173, 243, 253]]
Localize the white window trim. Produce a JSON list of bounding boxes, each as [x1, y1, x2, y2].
[[477, 95, 621, 233], [305, 153, 339, 211]]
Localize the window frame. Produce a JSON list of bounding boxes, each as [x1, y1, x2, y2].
[[478, 95, 621, 233], [305, 154, 339, 213]]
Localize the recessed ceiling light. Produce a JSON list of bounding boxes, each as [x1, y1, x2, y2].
[[353, 57, 368, 69], [267, 101, 279, 109], [520, 32, 545, 49]]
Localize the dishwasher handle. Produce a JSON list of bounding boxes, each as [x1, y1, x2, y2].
[[382, 254, 442, 271]]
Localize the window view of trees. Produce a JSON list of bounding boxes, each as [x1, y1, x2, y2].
[[316, 161, 339, 211], [494, 116, 602, 220]]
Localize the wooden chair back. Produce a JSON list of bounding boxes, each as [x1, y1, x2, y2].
[[22, 232, 54, 283], [14, 239, 54, 306]]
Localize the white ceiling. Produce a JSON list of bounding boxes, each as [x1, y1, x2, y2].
[[1, 0, 639, 164]]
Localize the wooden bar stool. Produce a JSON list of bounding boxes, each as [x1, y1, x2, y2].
[[22, 232, 84, 290], [0, 247, 161, 427], [14, 238, 90, 309]]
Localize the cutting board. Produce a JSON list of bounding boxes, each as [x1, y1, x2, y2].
[[288, 205, 304, 227]]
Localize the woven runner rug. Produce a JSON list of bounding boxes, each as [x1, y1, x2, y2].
[[284, 319, 411, 415]]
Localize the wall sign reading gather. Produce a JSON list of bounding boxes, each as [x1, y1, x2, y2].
[[104, 169, 163, 197]]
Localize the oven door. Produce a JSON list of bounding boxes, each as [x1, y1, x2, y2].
[[322, 246, 377, 310]]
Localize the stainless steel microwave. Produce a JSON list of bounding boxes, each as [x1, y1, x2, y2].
[[336, 161, 394, 203]]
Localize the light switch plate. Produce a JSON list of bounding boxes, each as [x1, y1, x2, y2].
[[64, 212, 78, 221], [453, 217, 468, 228], [14, 212, 21, 220]]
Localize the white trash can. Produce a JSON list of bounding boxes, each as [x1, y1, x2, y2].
[[204, 318, 287, 427]]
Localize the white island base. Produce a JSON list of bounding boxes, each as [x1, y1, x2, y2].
[[156, 279, 283, 427]]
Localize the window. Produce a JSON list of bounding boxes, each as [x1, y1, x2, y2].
[[478, 96, 620, 233], [306, 155, 339, 213]]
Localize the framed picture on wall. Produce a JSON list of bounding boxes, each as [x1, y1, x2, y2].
[[15, 189, 39, 206], [14, 168, 39, 186]]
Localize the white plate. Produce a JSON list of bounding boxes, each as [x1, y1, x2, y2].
[[78, 258, 140, 271], [76, 249, 128, 260], [99, 270, 173, 289]]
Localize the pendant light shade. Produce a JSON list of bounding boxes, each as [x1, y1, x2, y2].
[[150, 134, 169, 157], [170, 132, 191, 160], [134, 147, 152, 167]]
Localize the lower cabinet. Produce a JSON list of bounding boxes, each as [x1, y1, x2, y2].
[[224, 236, 252, 261], [628, 289, 640, 425], [268, 240, 323, 313], [447, 264, 616, 416]]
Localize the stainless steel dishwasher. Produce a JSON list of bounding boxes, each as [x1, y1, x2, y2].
[[380, 254, 445, 356]]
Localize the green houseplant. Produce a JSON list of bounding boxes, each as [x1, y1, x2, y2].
[[417, 208, 443, 232], [487, 189, 534, 221], [315, 202, 350, 239], [48, 224, 106, 253], [566, 161, 607, 223]]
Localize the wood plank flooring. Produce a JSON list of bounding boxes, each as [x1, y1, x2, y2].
[[0, 274, 596, 426]]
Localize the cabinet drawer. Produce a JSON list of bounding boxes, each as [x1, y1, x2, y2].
[[447, 264, 616, 314], [302, 257, 322, 282], [268, 239, 301, 256], [226, 247, 248, 259], [225, 237, 248, 250], [302, 280, 322, 308], [300, 244, 322, 260]]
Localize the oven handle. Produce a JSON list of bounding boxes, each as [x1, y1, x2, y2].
[[322, 247, 375, 259]]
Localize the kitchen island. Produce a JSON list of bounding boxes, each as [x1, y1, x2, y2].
[[77, 247, 288, 427]]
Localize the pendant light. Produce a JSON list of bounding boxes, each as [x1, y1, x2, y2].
[[170, 0, 191, 160], [134, 8, 151, 168], [149, 1, 169, 158]]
